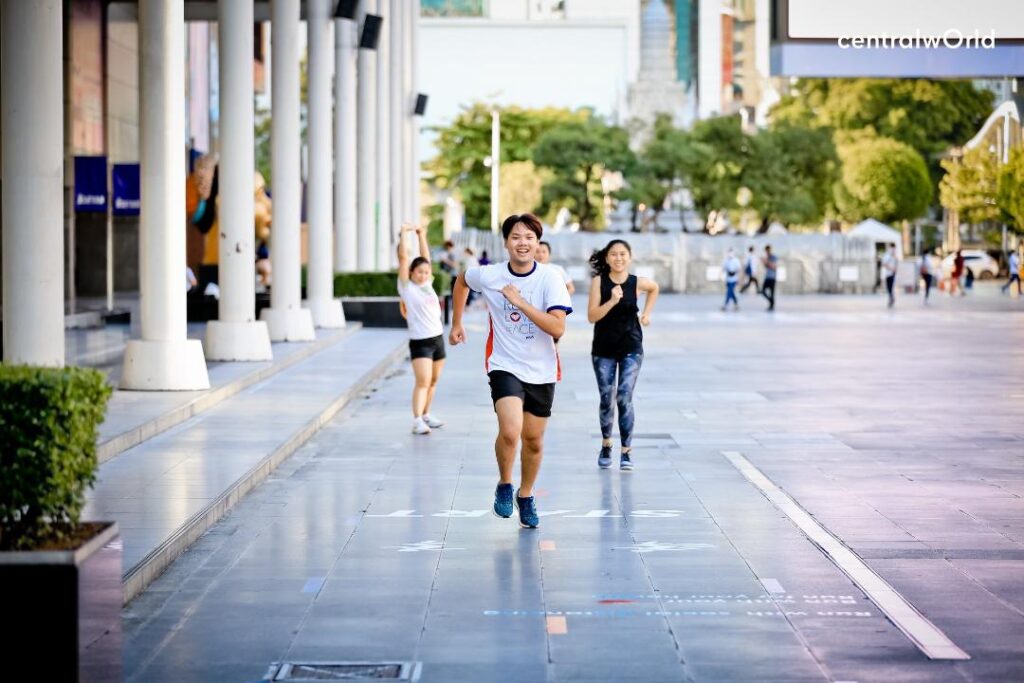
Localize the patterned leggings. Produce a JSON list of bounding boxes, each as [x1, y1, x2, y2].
[[592, 353, 644, 448]]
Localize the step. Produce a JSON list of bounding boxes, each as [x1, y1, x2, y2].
[[97, 325, 360, 463], [82, 328, 408, 603]]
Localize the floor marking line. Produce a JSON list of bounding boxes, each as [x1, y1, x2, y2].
[[546, 615, 568, 635], [539, 540, 556, 551], [721, 450, 970, 661], [760, 578, 785, 595]]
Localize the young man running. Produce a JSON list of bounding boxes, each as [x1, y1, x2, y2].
[[449, 213, 572, 529]]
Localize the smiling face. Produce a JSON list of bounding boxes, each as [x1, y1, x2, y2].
[[410, 261, 432, 286], [505, 222, 539, 268], [605, 242, 632, 275]]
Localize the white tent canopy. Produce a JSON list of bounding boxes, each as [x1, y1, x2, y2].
[[849, 219, 901, 248]]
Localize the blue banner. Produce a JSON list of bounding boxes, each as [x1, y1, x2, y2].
[[73, 155, 108, 213], [112, 163, 141, 216]]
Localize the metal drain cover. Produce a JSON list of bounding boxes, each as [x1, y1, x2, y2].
[[268, 662, 421, 681]]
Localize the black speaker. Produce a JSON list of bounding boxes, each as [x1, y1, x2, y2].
[[334, 0, 359, 19], [414, 93, 428, 116], [359, 14, 383, 49]]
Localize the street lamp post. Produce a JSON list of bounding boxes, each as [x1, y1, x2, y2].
[[491, 110, 500, 233]]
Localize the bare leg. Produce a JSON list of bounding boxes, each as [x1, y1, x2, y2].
[[423, 359, 445, 415], [519, 412, 549, 498], [494, 397, 523, 485], [411, 358, 432, 417]]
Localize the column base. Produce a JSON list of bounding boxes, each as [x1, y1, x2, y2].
[[304, 298, 347, 328], [259, 306, 316, 342], [120, 339, 211, 391], [204, 320, 274, 361]]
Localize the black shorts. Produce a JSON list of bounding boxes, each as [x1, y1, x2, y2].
[[409, 335, 446, 361], [488, 370, 555, 418]]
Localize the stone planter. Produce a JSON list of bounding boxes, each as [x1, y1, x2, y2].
[[340, 296, 406, 328], [0, 522, 122, 681]]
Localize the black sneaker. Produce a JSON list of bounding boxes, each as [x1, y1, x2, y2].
[[493, 483, 514, 518], [514, 489, 539, 529], [598, 445, 613, 469], [620, 452, 634, 471]]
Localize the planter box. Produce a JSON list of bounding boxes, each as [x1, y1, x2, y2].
[[0, 522, 122, 681], [340, 296, 406, 328]]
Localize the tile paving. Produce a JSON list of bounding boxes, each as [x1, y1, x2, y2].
[[122, 288, 1024, 682]]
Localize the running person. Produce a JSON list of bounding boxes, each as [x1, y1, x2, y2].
[[537, 241, 576, 295], [397, 223, 446, 435], [587, 240, 659, 471], [449, 213, 572, 529], [740, 245, 760, 294]]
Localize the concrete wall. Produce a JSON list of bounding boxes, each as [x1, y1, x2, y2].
[[449, 229, 881, 294]]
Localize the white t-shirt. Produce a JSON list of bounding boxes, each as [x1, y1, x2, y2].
[[1010, 252, 1020, 274], [549, 263, 573, 287], [882, 252, 898, 278], [723, 256, 741, 284], [744, 253, 757, 274], [397, 278, 444, 341], [465, 261, 573, 384]]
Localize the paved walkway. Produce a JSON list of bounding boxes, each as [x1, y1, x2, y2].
[[122, 290, 1024, 682]]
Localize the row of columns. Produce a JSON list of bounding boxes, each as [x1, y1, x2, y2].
[[2, 0, 422, 388]]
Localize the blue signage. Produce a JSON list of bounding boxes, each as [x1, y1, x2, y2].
[[73, 156, 108, 213], [112, 163, 141, 216]]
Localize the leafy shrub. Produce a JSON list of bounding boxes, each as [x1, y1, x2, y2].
[[0, 365, 111, 550], [333, 266, 451, 297]]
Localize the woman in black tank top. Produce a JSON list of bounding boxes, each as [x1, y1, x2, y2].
[[586, 240, 660, 471]]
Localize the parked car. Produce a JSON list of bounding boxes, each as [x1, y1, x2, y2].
[[941, 250, 1000, 279]]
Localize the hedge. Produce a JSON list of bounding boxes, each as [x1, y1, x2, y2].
[[0, 365, 111, 550], [332, 266, 452, 298]]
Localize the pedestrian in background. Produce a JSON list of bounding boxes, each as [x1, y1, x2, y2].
[[762, 245, 778, 312], [882, 243, 898, 308], [740, 245, 760, 294], [721, 249, 741, 312], [1002, 249, 1021, 296], [919, 250, 936, 304]]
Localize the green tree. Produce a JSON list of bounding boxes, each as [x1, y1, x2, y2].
[[499, 160, 549, 218], [939, 146, 1001, 226], [676, 115, 751, 225], [997, 147, 1024, 234], [833, 137, 932, 223], [532, 118, 635, 230], [744, 124, 838, 229], [771, 78, 993, 180], [425, 104, 588, 228]]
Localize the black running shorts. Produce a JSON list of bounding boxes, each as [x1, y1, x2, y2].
[[409, 335, 446, 361], [488, 370, 555, 418]]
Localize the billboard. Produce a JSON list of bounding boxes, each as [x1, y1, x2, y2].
[[771, 0, 1024, 77]]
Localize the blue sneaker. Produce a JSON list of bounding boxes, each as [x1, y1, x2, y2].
[[598, 445, 613, 469], [515, 490, 539, 529], [620, 452, 634, 471], [493, 483, 514, 518]]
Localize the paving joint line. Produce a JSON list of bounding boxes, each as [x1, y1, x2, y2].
[[721, 450, 971, 662]]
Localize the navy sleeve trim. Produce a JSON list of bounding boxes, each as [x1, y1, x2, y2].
[[547, 305, 573, 315]]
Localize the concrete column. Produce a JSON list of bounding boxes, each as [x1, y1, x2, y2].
[[409, 0, 421, 224], [205, 0, 274, 360], [305, 0, 346, 327], [402, 0, 415, 227], [260, 0, 316, 341], [121, 0, 209, 389], [389, 0, 405, 232], [1, 1, 64, 366], [356, 0, 378, 271], [698, 0, 723, 119], [334, 15, 358, 272], [375, 0, 392, 270]]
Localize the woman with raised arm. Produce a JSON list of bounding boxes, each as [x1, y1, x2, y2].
[[397, 223, 447, 435], [587, 239, 659, 471]]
